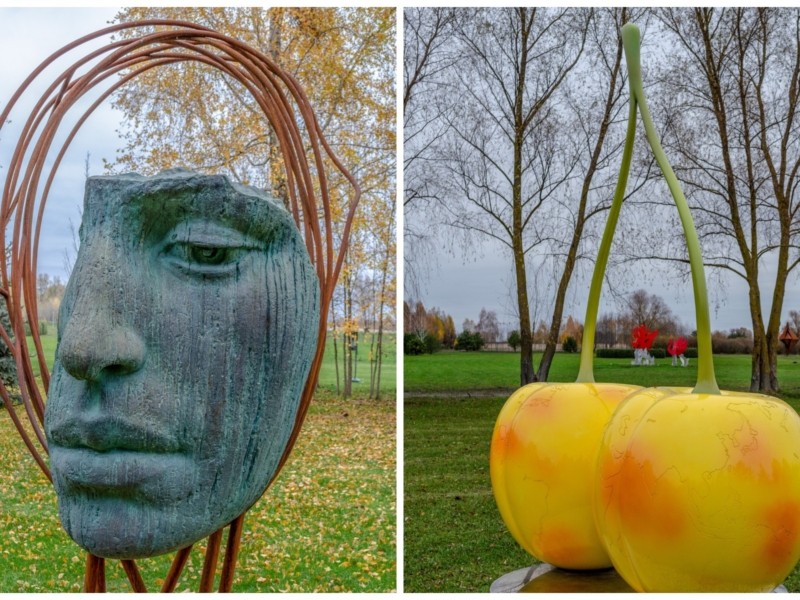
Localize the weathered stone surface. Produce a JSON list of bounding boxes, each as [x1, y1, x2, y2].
[[45, 168, 319, 559]]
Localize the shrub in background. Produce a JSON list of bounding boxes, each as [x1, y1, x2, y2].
[[456, 330, 484, 352], [0, 299, 18, 403], [562, 336, 578, 353], [507, 330, 521, 351], [404, 333, 426, 356]]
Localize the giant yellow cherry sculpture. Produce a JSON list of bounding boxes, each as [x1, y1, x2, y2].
[[596, 386, 800, 592], [491, 381, 639, 569], [592, 23, 800, 592], [490, 57, 643, 570]]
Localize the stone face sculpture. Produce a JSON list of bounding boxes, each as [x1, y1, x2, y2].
[[44, 169, 320, 559]]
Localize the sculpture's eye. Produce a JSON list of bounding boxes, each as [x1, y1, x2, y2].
[[167, 242, 243, 271], [187, 244, 231, 266], [160, 221, 261, 277]]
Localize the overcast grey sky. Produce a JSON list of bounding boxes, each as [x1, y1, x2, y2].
[[0, 7, 122, 281], [416, 231, 791, 336]]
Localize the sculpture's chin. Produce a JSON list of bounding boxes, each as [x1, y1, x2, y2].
[[56, 483, 258, 559], [59, 495, 213, 559]]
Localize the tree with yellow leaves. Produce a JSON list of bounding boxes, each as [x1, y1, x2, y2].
[[108, 7, 396, 399]]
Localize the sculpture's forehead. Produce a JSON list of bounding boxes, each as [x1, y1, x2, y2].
[[83, 173, 295, 243]]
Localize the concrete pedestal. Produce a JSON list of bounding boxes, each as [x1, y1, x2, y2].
[[490, 564, 788, 593]]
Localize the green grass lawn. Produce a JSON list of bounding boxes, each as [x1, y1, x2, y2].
[[404, 350, 800, 592], [2, 393, 395, 592], [316, 332, 396, 396], [1, 329, 396, 592], [405, 350, 800, 405], [404, 395, 531, 592]]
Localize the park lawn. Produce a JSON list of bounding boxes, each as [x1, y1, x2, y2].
[[404, 392, 800, 593], [405, 350, 800, 406], [316, 332, 397, 396], [25, 332, 58, 382], [405, 350, 800, 592], [404, 396, 530, 592], [1, 392, 395, 592]]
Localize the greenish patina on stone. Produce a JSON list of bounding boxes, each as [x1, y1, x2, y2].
[[44, 168, 320, 559]]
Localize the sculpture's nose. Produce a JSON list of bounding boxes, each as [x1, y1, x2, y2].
[[57, 313, 146, 382], [56, 234, 147, 382]]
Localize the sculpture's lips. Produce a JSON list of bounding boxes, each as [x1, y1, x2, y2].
[[47, 415, 181, 453], [49, 445, 191, 495]]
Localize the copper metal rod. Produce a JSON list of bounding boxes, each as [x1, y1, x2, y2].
[[84, 554, 106, 593], [219, 514, 245, 592], [199, 528, 223, 592], [121, 560, 148, 593], [95, 557, 106, 593], [83, 554, 94, 592], [161, 545, 193, 593]]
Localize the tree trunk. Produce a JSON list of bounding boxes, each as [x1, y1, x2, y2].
[[537, 342, 555, 383], [751, 330, 779, 393], [332, 311, 341, 396], [747, 275, 781, 393], [752, 9, 791, 395], [758, 278, 786, 394], [333, 333, 340, 396], [766, 337, 779, 392], [514, 239, 536, 386], [537, 228, 578, 382], [267, 9, 290, 209], [512, 131, 535, 384], [512, 9, 536, 386], [536, 11, 624, 382], [371, 331, 384, 401], [368, 331, 376, 399], [343, 264, 353, 399], [370, 257, 389, 400]]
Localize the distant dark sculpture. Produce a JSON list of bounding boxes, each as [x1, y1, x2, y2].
[[45, 169, 319, 559], [780, 323, 798, 356]]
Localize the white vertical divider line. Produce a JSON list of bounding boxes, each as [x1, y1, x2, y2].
[[394, 4, 405, 595]]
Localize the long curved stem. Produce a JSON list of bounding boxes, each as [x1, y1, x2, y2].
[[621, 23, 719, 394], [576, 95, 638, 382]]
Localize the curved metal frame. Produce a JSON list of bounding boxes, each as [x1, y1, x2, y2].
[[0, 19, 360, 592]]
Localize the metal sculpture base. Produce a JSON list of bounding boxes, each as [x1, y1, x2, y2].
[[490, 564, 788, 593]]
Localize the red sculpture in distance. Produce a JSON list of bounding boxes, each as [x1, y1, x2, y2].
[[667, 337, 688, 357], [631, 324, 658, 350]]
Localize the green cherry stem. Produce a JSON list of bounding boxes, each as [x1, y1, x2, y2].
[[621, 23, 720, 395], [576, 88, 638, 383]]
